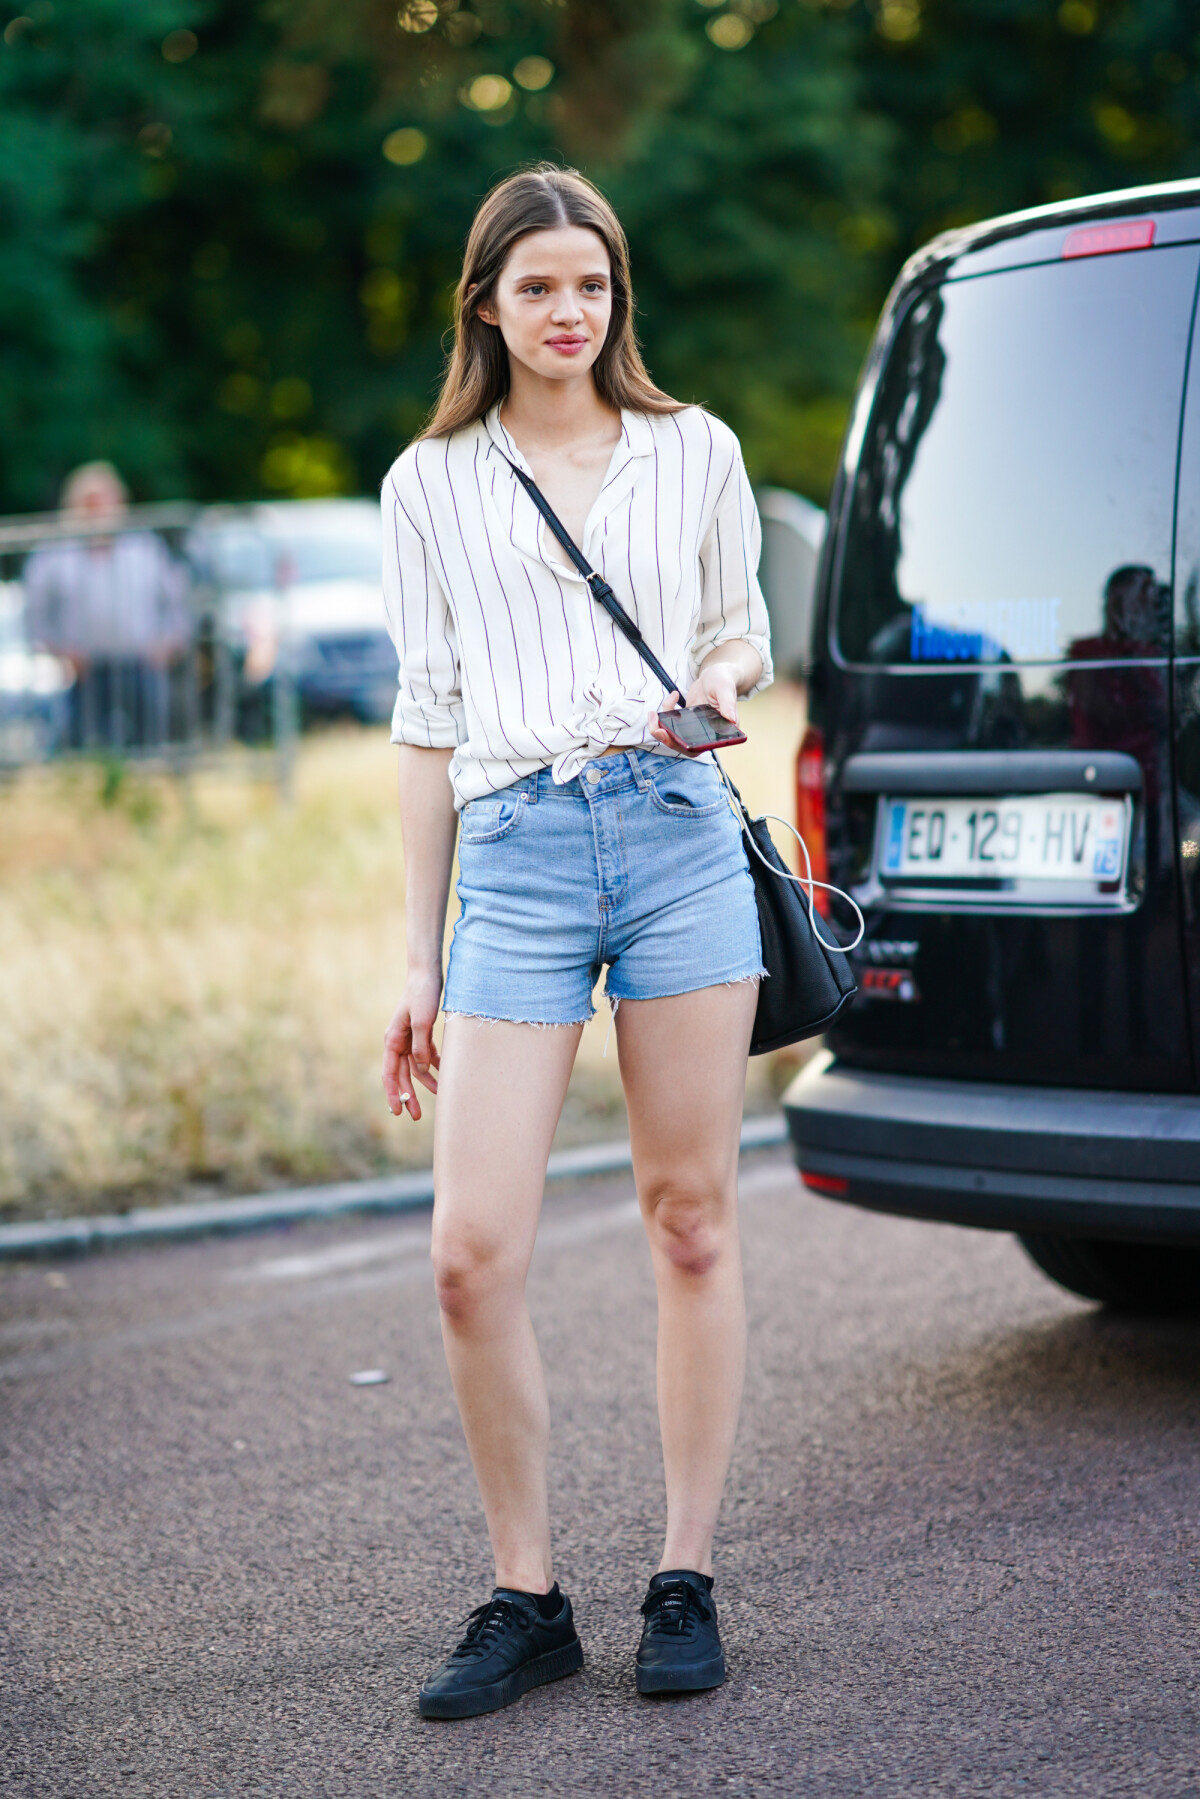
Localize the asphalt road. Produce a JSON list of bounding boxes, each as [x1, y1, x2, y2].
[[3, 1148, 1199, 1799]]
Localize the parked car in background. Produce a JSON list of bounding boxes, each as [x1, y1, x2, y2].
[[757, 488, 826, 680], [190, 499, 393, 732], [784, 178, 1200, 1315]]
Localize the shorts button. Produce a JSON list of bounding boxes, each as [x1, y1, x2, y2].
[[585, 767, 602, 784]]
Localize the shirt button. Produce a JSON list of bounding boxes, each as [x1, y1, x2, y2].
[[585, 767, 602, 785]]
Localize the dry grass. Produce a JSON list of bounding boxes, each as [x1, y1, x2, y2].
[[0, 683, 808, 1221]]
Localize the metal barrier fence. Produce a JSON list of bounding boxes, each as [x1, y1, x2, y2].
[[0, 486, 820, 787], [0, 502, 303, 790]]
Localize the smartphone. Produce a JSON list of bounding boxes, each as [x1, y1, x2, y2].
[[657, 704, 748, 753]]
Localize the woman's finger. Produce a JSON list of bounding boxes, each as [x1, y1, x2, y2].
[[411, 1060, 439, 1096], [411, 1016, 438, 1066], [686, 673, 738, 720], [383, 1064, 413, 1117], [382, 1041, 402, 1107], [383, 1020, 421, 1117], [410, 1022, 441, 1096], [709, 674, 739, 721], [715, 677, 740, 722], [649, 691, 681, 737], [397, 1052, 421, 1119]]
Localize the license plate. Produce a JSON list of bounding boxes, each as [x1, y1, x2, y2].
[[877, 793, 1131, 899]]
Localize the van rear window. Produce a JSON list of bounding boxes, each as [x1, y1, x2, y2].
[[835, 248, 1200, 666]]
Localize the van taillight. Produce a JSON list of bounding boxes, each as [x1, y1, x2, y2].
[[801, 1170, 849, 1196], [1062, 219, 1155, 259], [796, 724, 830, 917]]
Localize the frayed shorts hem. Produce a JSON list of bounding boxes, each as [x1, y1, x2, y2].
[[443, 968, 764, 1031], [603, 968, 766, 1006], [442, 1008, 593, 1029]]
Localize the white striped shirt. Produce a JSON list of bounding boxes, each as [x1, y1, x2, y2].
[[381, 402, 772, 806]]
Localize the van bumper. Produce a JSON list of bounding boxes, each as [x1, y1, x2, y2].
[[782, 1052, 1200, 1244]]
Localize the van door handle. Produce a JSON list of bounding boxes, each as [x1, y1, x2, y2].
[[840, 750, 1143, 795]]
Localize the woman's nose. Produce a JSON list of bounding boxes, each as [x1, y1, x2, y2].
[[549, 290, 583, 324]]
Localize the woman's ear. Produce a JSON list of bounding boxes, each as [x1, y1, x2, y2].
[[468, 281, 499, 328]]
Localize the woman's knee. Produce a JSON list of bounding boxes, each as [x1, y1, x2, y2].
[[431, 1227, 513, 1324], [641, 1176, 735, 1279]]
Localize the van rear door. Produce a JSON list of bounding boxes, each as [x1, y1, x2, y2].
[[1170, 340, 1200, 1086], [823, 239, 1198, 1091]]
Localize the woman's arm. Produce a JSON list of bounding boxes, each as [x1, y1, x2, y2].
[[650, 426, 771, 748], [692, 639, 764, 712], [381, 745, 458, 1122], [380, 452, 467, 1120]]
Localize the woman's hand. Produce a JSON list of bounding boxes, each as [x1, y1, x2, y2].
[[689, 657, 742, 722], [649, 644, 757, 754], [382, 965, 443, 1121], [385, 745, 457, 1122]]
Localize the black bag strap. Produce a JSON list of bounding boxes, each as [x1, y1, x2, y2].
[[507, 455, 864, 956], [503, 456, 681, 700]]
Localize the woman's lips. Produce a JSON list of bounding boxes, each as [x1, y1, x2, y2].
[[546, 335, 587, 353]]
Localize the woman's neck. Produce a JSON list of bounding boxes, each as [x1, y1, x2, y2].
[[500, 365, 620, 453]]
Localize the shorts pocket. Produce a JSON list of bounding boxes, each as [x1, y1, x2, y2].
[[459, 792, 528, 844], [648, 760, 727, 819]]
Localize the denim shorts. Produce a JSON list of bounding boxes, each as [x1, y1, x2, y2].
[[443, 749, 764, 1026]]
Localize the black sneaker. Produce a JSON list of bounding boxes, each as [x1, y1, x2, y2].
[[636, 1569, 726, 1695], [418, 1587, 584, 1720]]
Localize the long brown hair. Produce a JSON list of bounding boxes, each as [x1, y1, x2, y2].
[[418, 164, 682, 440]]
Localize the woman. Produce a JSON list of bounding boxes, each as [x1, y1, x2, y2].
[[380, 165, 771, 1719]]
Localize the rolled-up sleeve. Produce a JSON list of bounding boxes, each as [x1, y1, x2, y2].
[[690, 435, 773, 695], [382, 460, 466, 749]]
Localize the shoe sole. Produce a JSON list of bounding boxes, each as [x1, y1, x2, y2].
[[636, 1651, 726, 1695], [419, 1637, 584, 1720]]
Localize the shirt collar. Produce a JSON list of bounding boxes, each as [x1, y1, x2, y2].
[[483, 403, 523, 470], [482, 401, 655, 583], [482, 402, 656, 469], [619, 409, 656, 459]]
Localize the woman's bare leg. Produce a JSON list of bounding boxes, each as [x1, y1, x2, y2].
[[615, 982, 757, 1576], [431, 1014, 584, 1594]]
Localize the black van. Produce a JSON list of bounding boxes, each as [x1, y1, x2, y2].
[[783, 179, 1200, 1313]]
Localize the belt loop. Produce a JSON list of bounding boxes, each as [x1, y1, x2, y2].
[[526, 769, 540, 804], [627, 748, 651, 792]]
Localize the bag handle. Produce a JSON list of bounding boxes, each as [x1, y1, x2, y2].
[[504, 457, 681, 699], [506, 454, 863, 949], [715, 760, 865, 955]]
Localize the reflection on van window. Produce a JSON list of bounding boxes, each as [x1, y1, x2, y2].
[[909, 596, 1062, 662], [836, 249, 1199, 666], [1061, 565, 1171, 807]]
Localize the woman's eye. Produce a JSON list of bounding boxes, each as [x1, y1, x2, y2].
[[523, 284, 547, 296]]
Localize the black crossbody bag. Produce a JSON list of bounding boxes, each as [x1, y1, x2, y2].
[[506, 458, 860, 1053]]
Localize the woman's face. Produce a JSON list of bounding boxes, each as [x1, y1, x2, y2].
[[478, 226, 612, 385]]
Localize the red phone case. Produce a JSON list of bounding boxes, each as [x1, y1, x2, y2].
[[658, 708, 748, 753]]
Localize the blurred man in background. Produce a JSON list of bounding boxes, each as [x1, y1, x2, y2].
[[24, 462, 191, 751]]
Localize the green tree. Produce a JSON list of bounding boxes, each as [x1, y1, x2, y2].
[[855, 0, 1200, 253], [0, 0, 887, 506], [1, 0, 1198, 515]]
